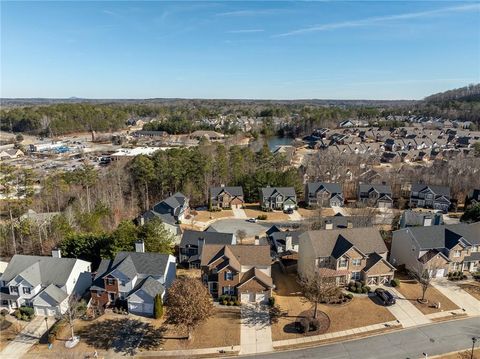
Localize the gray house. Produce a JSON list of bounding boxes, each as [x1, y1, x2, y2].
[[90, 242, 176, 316], [399, 210, 443, 228], [179, 230, 236, 268], [0, 251, 92, 316], [261, 187, 297, 211], [409, 184, 451, 212], [358, 183, 393, 208], [209, 186, 244, 209], [305, 182, 344, 208]]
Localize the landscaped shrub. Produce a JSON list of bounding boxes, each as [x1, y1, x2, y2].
[[299, 317, 310, 333], [153, 294, 163, 319], [268, 297, 275, 306], [16, 306, 35, 321], [362, 287, 368, 294], [365, 286, 371, 292], [355, 281, 362, 288], [234, 300, 240, 306], [309, 318, 320, 331], [356, 287, 363, 294], [390, 278, 400, 287], [0, 309, 8, 317], [345, 293, 353, 300], [257, 214, 268, 220]]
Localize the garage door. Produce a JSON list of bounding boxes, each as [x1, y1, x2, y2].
[[35, 307, 55, 316], [240, 293, 250, 303], [435, 269, 445, 278]]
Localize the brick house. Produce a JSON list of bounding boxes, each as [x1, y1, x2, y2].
[[305, 182, 344, 208], [200, 244, 273, 303], [260, 187, 297, 211], [209, 186, 244, 209]]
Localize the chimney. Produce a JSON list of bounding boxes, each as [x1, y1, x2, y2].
[[135, 241, 145, 253], [423, 216, 432, 227], [51, 248, 61, 258], [285, 234, 293, 251], [325, 221, 333, 230], [254, 236, 260, 245], [347, 221, 353, 229]]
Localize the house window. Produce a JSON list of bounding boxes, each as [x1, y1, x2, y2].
[[339, 258, 348, 268], [471, 246, 478, 253], [352, 259, 362, 266], [120, 280, 126, 286], [212, 268, 218, 274], [225, 271, 233, 281], [351, 272, 361, 280], [96, 291, 102, 297], [222, 286, 234, 295], [22, 287, 31, 295], [9, 286, 18, 294], [451, 262, 459, 270], [453, 250, 461, 258], [106, 278, 115, 286], [2, 300, 8, 306]]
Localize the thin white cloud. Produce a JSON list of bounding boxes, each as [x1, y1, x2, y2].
[[227, 29, 264, 34], [275, 3, 480, 37], [346, 78, 475, 86], [217, 9, 285, 17]]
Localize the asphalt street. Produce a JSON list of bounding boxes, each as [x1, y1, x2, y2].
[[249, 317, 480, 359]]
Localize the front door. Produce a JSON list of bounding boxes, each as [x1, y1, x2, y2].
[[108, 292, 115, 303]]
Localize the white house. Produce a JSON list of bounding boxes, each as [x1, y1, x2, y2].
[[0, 250, 92, 316]]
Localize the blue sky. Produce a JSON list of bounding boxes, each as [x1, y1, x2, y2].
[[1, 1, 479, 100]]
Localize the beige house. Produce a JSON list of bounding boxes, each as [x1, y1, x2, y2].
[[298, 228, 395, 286], [390, 222, 480, 277]]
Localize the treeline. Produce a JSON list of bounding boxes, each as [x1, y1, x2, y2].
[[424, 84, 480, 103], [129, 142, 303, 209]]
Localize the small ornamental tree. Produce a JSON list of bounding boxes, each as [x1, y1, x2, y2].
[[154, 293, 163, 319], [298, 269, 339, 318], [165, 277, 213, 336]]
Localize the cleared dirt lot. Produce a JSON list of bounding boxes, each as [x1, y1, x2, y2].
[[271, 264, 395, 341], [395, 280, 459, 315]]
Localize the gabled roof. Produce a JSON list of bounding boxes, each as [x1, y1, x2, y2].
[[359, 183, 392, 195], [300, 228, 388, 259], [270, 231, 301, 247], [127, 276, 165, 301], [93, 252, 171, 286], [306, 182, 342, 197], [411, 184, 450, 198], [266, 225, 282, 236], [181, 230, 234, 248], [201, 244, 271, 268], [261, 187, 296, 198], [238, 268, 273, 288], [418, 249, 450, 264], [151, 192, 187, 221], [210, 186, 244, 198], [0, 255, 87, 288], [331, 235, 355, 259], [363, 253, 396, 273], [33, 283, 68, 305]]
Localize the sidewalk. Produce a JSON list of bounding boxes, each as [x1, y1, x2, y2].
[[272, 320, 399, 348], [1, 316, 56, 359], [386, 288, 431, 327], [432, 279, 480, 316], [133, 345, 240, 357], [240, 304, 273, 355]]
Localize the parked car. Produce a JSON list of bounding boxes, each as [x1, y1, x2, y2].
[[375, 288, 396, 306], [247, 218, 257, 223], [284, 208, 294, 214]]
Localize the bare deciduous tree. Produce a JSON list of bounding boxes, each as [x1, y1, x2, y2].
[[298, 269, 340, 318]]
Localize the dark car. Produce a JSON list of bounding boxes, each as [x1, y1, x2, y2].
[[375, 288, 396, 306], [284, 208, 294, 214]]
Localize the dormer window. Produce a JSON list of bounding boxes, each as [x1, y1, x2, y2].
[[10, 286, 18, 294], [106, 278, 115, 286], [352, 259, 362, 266], [23, 287, 31, 295], [225, 271, 233, 281], [453, 250, 461, 258], [339, 258, 348, 268]]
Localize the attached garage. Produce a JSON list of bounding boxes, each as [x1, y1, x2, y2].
[[128, 302, 153, 315], [34, 306, 57, 316], [126, 277, 164, 317]]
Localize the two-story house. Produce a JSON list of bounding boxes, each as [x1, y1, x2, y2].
[[261, 187, 297, 211], [409, 184, 451, 212], [267, 226, 301, 255], [298, 227, 395, 286], [179, 229, 236, 268], [209, 186, 244, 210], [90, 242, 176, 316], [358, 183, 393, 208], [466, 189, 480, 208], [0, 250, 92, 316], [201, 244, 273, 303], [305, 182, 344, 208], [138, 192, 189, 240], [390, 222, 480, 276], [399, 210, 443, 228]]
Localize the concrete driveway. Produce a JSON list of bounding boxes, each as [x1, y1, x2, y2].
[[1, 315, 55, 359], [288, 210, 302, 221], [432, 279, 480, 316], [240, 304, 273, 355], [385, 288, 431, 328], [232, 206, 248, 219]]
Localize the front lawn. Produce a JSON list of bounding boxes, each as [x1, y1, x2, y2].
[[193, 209, 234, 223], [0, 316, 28, 351], [244, 204, 290, 221], [459, 282, 480, 301], [395, 280, 459, 315]]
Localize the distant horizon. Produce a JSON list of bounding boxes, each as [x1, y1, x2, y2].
[[2, 1, 479, 99]]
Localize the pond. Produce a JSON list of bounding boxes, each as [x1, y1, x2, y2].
[[266, 136, 294, 151]]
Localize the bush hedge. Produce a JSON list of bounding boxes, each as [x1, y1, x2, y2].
[[390, 278, 400, 287]]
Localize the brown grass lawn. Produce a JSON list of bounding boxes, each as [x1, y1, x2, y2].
[[193, 209, 234, 222], [459, 282, 480, 301], [271, 264, 395, 341], [29, 309, 240, 355], [0, 317, 28, 351], [297, 208, 336, 218], [244, 204, 290, 221], [437, 348, 479, 359], [396, 280, 459, 315], [177, 268, 201, 279]]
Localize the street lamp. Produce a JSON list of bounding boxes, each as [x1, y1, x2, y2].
[[471, 337, 478, 359]]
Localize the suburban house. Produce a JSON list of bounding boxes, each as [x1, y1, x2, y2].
[[305, 182, 344, 208], [179, 229, 236, 268], [466, 189, 480, 208], [267, 226, 301, 255], [321, 214, 373, 230], [409, 184, 451, 212], [390, 222, 480, 276], [209, 186, 244, 209], [358, 183, 393, 208], [0, 250, 92, 316], [201, 244, 273, 303], [90, 242, 176, 316], [399, 210, 443, 228], [138, 192, 189, 240], [0, 148, 24, 160], [261, 187, 297, 211], [298, 228, 395, 286]]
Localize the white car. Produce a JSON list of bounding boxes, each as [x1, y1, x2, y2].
[[247, 218, 257, 223]]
